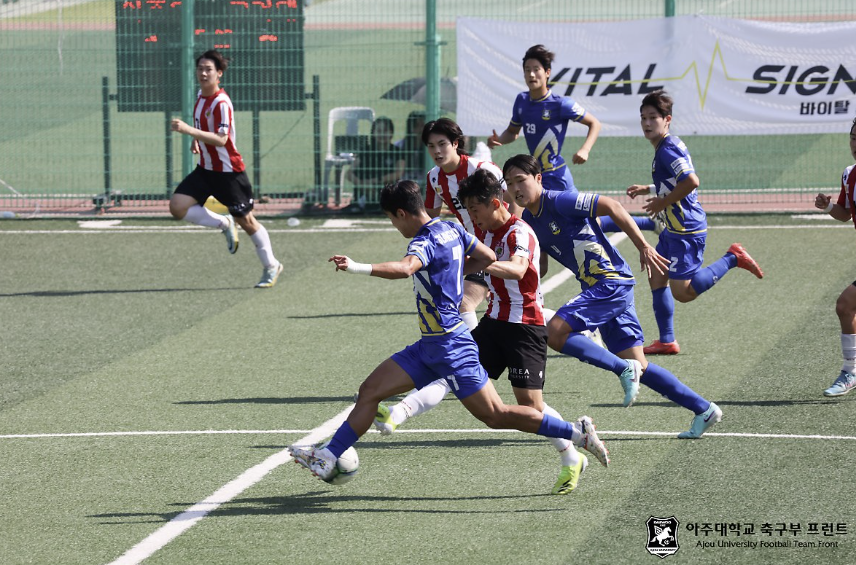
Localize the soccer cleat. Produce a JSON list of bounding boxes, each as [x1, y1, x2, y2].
[[643, 340, 680, 355], [288, 444, 337, 482], [677, 402, 723, 439], [577, 416, 609, 467], [823, 371, 856, 397], [255, 261, 283, 288], [653, 212, 667, 235], [552, 453, 588, 495], [727, 243, 763, 279], [222, 214, 239, 254], [619, 359, 643, 407], [373, 403, 398, 435]]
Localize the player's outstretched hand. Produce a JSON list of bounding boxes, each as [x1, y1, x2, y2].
[[170, 118, 188, 134], [815, 193, 832, 210], [639, 245, 670, 278], [643, 196, 667, 216], [626, 184, 651, 199], [329, 255, 351, 272], [487, 129, 502, 148]]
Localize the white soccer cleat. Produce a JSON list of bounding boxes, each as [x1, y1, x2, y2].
[[677, 402, 723, 439], [288, 444, 337, 482], [823, 371, 856, 397], [619, 359, 643, 407], [222, 214, 239, 254], [577, 416, 609, 468], [255, 261, 283, 288]]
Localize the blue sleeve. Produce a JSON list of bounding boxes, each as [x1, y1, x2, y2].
[[560, 97, 587, 123], [552, 191, 599, 219], [660, 140, 695, 182], [510, 93, 525, 126], [407, 233, 434, 267]]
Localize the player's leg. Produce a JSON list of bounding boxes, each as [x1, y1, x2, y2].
[[546, 285, 643, 406], [170, 170, 234, 245], [460, 277, 489, 330], [825, 283, 856, 396], [680, 236, 763, 303], [644, 235, 680, 354]]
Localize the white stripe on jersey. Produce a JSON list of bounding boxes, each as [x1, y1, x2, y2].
[[425, 155, 505, 235], [482, 217, 544, 325]]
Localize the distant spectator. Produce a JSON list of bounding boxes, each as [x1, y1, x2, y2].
[[346, 116, 405, 209], [394, 111, 427, 181]]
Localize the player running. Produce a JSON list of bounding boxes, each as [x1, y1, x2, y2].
[[627, 90, 763, 355], [504, 153, 723, 439], [288, 179, 609, 485], [814, 117, 856, 397], [374, 169, 595, 495], [169, 49, 282, 288]]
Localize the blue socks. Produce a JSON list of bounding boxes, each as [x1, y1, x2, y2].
[[537, 414, 577, 441], [652, 287, 676, 343], [561, 332, 627, 374], [325, 421, 359, 458], [689, 253, 737, 295], [599, 216, 656, 233], [640, 363, 710, 414]]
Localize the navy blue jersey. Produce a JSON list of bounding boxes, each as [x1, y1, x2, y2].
[[522, 191, 635, 291], [405, 218, 478, 337], [651, 134, 707, 236]]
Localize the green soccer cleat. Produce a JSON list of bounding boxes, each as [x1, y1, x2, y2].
[[823, 371, 856, 397], [373, 403, 398, 435], [677, 402, 723, 439], [222, 214, 239, 254], [619, 360, 642, 407], [255, 261, 283, 288], [552, 453, 588, 495]]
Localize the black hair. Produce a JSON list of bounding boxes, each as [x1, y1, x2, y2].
[[380, 179, 425, 215], [502, 154, 541, 179], [522, 44, 554, 71], [421, 118, 468, 155], [640, 90, 673, 118], [458, 168, 503, 207], [371, 116, 395, 136], [196, 50, 229, 72]]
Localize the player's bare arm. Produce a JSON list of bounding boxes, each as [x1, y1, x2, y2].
[[816, 193, 851, 222], [571, 113, 601, 165], [597, 196, 669, 277], [626, 184, 652, 199], [329, 254, 423, 279], [463, 240, 496, 275], [171, 118, 228, 147], [485, 254, 529, 281], [488, 125, 521, 148], [643, 173, 699, 216]]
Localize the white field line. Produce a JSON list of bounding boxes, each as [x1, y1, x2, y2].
[[2, 428, 855, 442], [104, 406, 352, 565]]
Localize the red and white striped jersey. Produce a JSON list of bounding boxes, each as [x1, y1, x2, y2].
[[836, 164, 856, 229], [482, 215, 545, 325], [193, 88, 245, 173], [425, 155, 505, 235]]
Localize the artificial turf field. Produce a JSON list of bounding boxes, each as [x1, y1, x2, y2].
[[1, 213, 854, 564]]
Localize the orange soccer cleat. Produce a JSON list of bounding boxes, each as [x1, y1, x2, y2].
[[643, 340, 681, 355], [727, 243, 764, 279]]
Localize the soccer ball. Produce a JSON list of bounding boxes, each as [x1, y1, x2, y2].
[[320, 443, 359, 485]]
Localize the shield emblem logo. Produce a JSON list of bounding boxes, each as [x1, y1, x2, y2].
[[646, 516, 679, 559]]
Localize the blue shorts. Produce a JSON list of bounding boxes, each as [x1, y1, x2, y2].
[[555, 282, 644, 353], [390, 331, 488, 399], [656, 233, 706, 280], [541, 166, 576, 193]]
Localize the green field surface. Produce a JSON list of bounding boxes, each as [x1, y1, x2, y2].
[[1, 213, 854, 564]]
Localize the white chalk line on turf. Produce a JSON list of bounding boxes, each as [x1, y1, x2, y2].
[[4, 428, 855, 442], [105, 405, 352, 565]]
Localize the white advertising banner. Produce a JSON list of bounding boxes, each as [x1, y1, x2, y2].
[[457, 16, 856, 137]]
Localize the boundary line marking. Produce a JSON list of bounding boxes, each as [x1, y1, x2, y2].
[[105, 406, 352, 565]]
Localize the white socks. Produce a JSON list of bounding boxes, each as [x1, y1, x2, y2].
[[184, 205, 228, 229], [392, 378, 453, 425], [249, 224, 277, 268], [842, 333, 856, 374], [543, 403, 579, 466], [461, 311, 479, 331]]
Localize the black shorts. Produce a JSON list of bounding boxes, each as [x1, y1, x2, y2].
[[470, 316, 548, 390], [464, 271, 488, 287], [174, 166, 255, 218]]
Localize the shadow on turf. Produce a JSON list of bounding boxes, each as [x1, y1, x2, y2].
[[287, 311, 412, 319], [589, 398, 850, 409], [251, 438, 544, 450], [175, 396, 359, 405], [0, 287, 245, 297]]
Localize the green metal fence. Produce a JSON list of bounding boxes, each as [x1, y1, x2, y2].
[[1, 0, 853, 215]]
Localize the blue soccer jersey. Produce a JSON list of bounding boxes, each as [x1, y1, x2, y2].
[[651, 134, 707, 236], [405, 218, 478, 337], [522, 191, 635, 291], [510, 90, 587, 190]]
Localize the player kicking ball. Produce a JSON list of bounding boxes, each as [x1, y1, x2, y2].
[[288, 180, 609, 485], [374, 169, 598, 495], [503, 154, 722, 439]]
